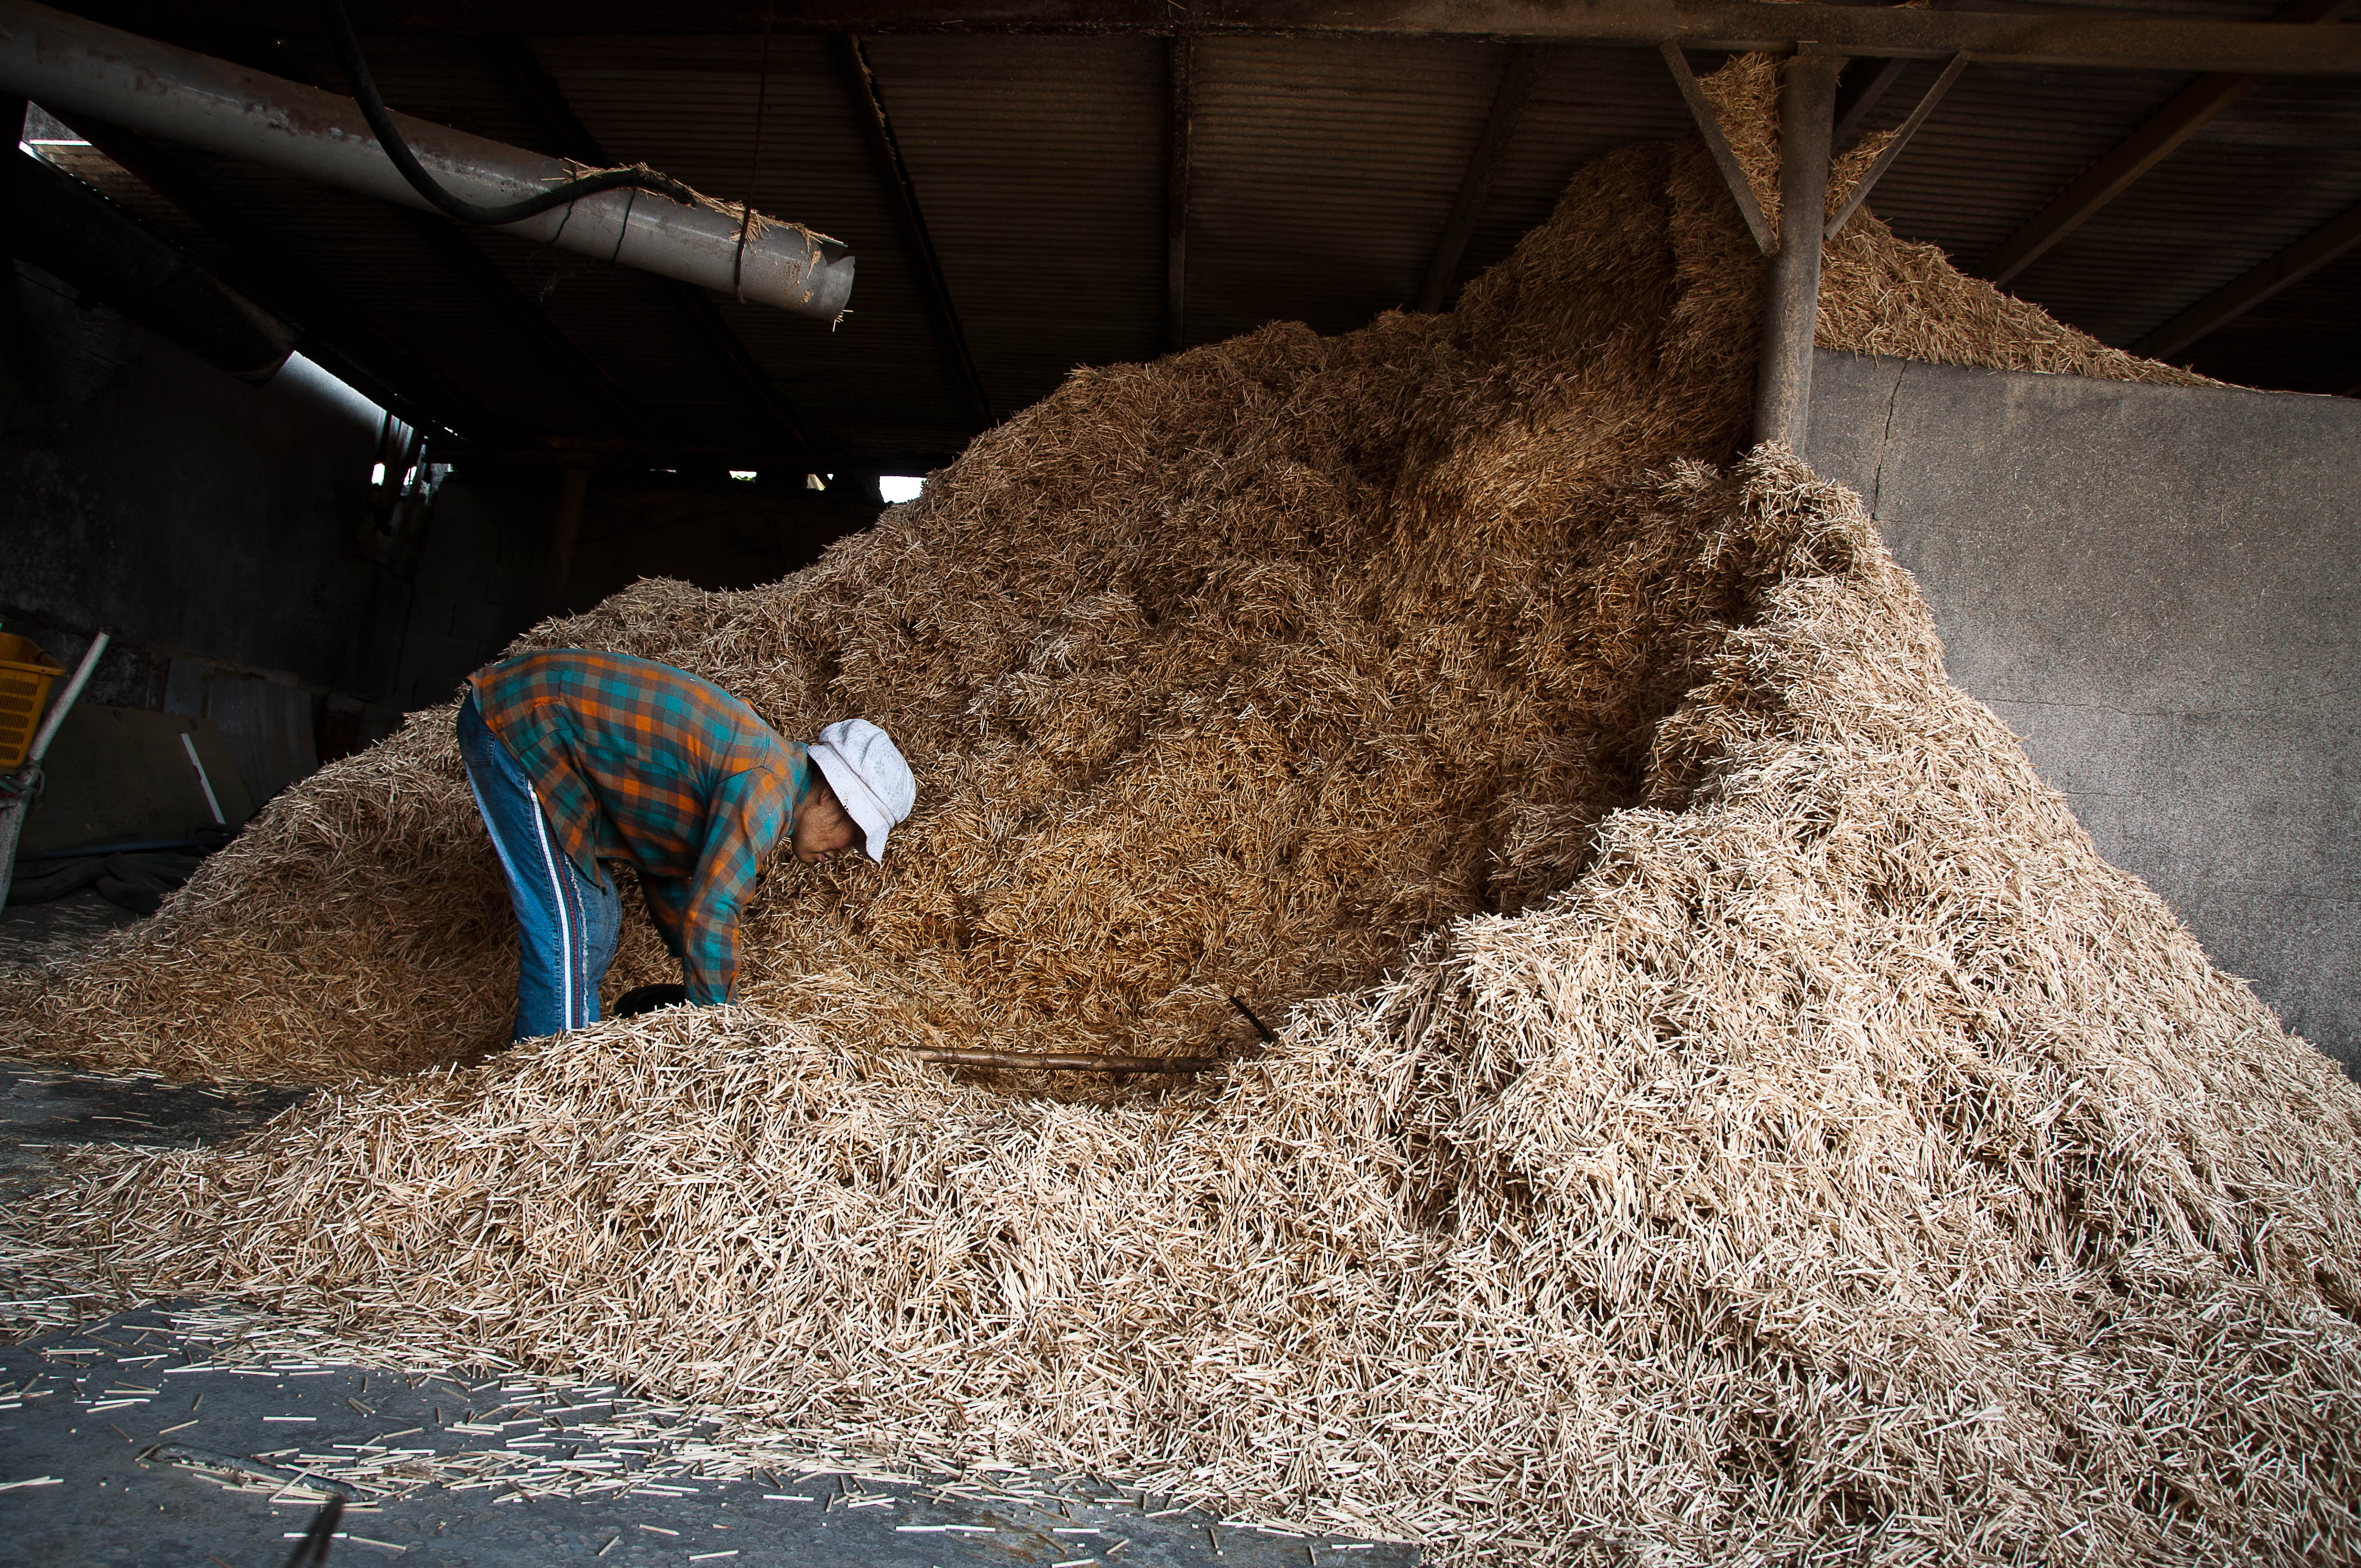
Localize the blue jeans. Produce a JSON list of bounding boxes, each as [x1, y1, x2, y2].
[[456, 693, 621, 1041]]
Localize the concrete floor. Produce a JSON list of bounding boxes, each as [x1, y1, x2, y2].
[[0, 903, 1420, 1568], [0, 885, 147, 953], [1, 1306, 1407, 1567]]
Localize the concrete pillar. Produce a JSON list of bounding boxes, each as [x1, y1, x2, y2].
[[1754, 55, 1842, 452]]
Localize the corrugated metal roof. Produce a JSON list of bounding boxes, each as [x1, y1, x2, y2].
[[864, 33, 1168, 417], [1841, 59, 2200, 274], [1446, 43, 1698, 304], [2030, 70, 2361, 350], [1841, 36, 2361, 386], [1184, 36, 1503, 344]]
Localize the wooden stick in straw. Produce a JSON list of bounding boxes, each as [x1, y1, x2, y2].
[[894, 1046, 1222, 1074]]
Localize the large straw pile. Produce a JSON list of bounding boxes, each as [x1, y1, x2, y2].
[[0, 57, 2205, 1087], [10, 55, 2359, 1565]]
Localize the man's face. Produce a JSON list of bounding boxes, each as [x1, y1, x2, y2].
[[790, 778, 862, 864]]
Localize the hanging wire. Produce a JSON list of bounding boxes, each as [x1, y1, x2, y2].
[[734, 4, 777, 302], [529, 196, 581, 303], [319, 0, 698, 225], [610, 187, 638, 268]]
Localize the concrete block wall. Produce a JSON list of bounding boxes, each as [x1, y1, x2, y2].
[[1808, 352, 2361, 1075]]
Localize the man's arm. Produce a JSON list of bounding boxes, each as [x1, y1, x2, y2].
[[640, 876, 690, 961], [676, 770, 792, 1005]]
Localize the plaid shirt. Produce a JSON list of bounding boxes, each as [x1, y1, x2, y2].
[[470, 649, 812, 1006]]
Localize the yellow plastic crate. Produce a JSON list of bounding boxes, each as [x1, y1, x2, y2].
[[0, 633, 65, 772]]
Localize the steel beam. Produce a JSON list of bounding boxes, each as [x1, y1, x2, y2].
[[1754, 55, 1839, 451], [834, 31, 993, 428], [1166, 34, 1193, 351], [1415, 43, 1541, 313], [477, 32, 826, 456], [7, 140, 297, 382], [54, 111, 505, 439], [1978, 0, 2353, 286], [2128, 202, 2361, 360], [89, 2, 2361, 75]]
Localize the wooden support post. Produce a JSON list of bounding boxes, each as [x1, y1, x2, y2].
[[546, 453, 594, 615], [1754, 53, 1841, 453]]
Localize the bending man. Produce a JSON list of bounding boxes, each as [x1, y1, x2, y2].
[[455, 647, 915, 1040]]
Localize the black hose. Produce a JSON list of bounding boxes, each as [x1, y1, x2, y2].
[[318, 0, 699, 225], [1228, 995, 1277, 1046]]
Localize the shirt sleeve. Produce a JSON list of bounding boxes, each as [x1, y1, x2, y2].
[[640, 876, 691, 961], [677, 768, 793, 1005]]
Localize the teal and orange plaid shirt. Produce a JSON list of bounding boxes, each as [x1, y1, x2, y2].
[[470, 649, 813, 1006]]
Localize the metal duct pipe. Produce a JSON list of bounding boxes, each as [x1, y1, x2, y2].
[[0, 0, 854, 321]]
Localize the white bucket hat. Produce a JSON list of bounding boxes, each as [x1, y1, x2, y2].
[[808, 718, 916, 861]]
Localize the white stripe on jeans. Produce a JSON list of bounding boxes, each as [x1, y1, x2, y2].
[[527, 786, 578, 1027]]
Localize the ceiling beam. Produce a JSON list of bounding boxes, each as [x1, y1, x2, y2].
[[1978, 0, 2354, 287], [104, 2, 2361, 75], [2127, 202, 2361, 361], [1165, 34, 1192, 351], [476, 32, 827, 458], [834, 31, 994, 429], [1831, 56, 1910, 152], [52, 110, 505, 440], [1415, 42, 1540, 313]]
